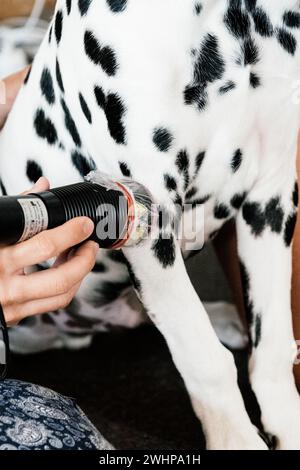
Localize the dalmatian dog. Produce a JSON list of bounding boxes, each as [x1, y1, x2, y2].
[[0, 0, 300, 450]]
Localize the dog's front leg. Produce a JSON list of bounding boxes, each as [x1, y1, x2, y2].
[[123, 226, 267, 450], [236, 176, 300, 450]]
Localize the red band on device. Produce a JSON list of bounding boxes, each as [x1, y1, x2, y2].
[[110, 182, 135, 249]]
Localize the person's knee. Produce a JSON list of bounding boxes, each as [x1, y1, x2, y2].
[[0, 379, 114, 450]]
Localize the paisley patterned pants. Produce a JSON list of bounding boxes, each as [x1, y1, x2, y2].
[[0, 379, 114, 450]]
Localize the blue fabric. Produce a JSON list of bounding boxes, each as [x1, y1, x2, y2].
[[0, 379, 114, 450]]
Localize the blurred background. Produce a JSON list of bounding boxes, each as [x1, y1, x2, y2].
[[0, 0, 54, 19], [0, 0, 55, 77]]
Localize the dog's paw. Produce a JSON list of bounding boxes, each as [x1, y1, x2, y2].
[[254, 381, 300, 450], [270, 409, 300, 450], [207, 428, 269, 450], [207, 425, 268, 450]]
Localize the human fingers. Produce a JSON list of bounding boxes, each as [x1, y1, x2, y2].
[[4, 282, 81, 326], [0, 218, 95, 274], [0, 241, 98, 304], [21, 176, 50, 195]]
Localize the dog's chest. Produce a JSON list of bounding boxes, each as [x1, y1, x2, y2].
[[0, 0, 299, 244]]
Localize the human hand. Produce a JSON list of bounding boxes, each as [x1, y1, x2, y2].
[[0, 178, 98, 326]]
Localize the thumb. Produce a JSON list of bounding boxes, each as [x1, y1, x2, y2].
[[22, 177, 50, 196]]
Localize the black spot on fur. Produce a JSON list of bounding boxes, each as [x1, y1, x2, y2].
[[92, 262, 107, 273], [253, 314, 262, 348], [252, 7, 273, 37], [240, 37, 259, 65], [71, 151, 96, 177], [284, 212, 297, 247], [94, 86, 106, 109], [105, 93, 126, 144], [231, 192, 247, 210], [84, 30, 118, 76], [26, 160, 43, 184], [19, 316, 38, 328], [276, 28, 297, 55], [283, 11, 300, 29], [40, 68, 55, 105], [48, 26, 53, 43], [231, 149, 243, 172], [239, 260, 254, 326], [189, 195, 210, 207], [79, 92, 92, 124], [214, 203, 230, 220], [173, 194, 183, 208], [176, 150, 190, 190], [64, 303, 106, 328], [184, 85, 208, 111], [78, 0, 91, 16], [0, 178, 7, 196], [24, 67, 31, 85], [119, 161, 131, 178], [244, 0, 257, 12], [250, 72, 261, 88], [184, 34, 224, 111], [55, 10, 63, 44], [92, 280, 131, 306], [152, 233, 176, 268], [194, 3, 202, 15], [95, 87, 126, 144], [242, 202, 265, 236], [224, 2, 251, 38], [106, 0, 127, 13], [66, 0, 72, 15], [184, 196, 208, 211], [108, 250, 127, 264], [195, 151, 205, 174], [193, 33, 225, 86], [153, 127, 173, 152], [41, 313, 56, 326], [219, 80, 236, 95], [265, 197, 284, 233], [56, 59, 65, 93], [164, 174, 177, 192], [186, 186, 198, 201], [34, 109, 58, 145], [293, 182, 299, 207], [61, 98, 81, 146]]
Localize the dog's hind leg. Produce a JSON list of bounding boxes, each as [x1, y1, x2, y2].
[[236, 160, 300, 449], [123, 222, 267, 450]]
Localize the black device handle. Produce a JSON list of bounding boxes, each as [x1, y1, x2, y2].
[[0, 182, 129, 248]]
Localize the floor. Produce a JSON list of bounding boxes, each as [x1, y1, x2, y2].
[[9, 324, 261, 450]]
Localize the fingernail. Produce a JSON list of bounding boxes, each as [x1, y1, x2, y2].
[[32, 177, 44, 191], [83, 219, 94, 235], [31, 180, 39, 190]]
